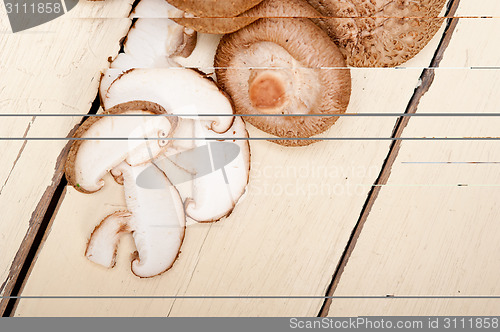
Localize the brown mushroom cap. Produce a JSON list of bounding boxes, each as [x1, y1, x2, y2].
[[173, 0, 322, 34], [165, 0, 264, 18], [173, 17, 258, 35], [215, 18, 351, 146], [304, 0, 448, 67]]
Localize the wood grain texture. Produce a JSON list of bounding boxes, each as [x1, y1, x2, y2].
[[0, 0, 133, 315], [328, 4, 500, 316], [319, 0, 460, 316], [454, 0, 500, 16], [12, 26, 446, 315]]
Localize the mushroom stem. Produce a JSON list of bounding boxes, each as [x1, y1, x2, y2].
[[248, 70, 287, 113], [115, 161, 186, 278], [85, 211, 133, 269], [185, 118, 250, 222]]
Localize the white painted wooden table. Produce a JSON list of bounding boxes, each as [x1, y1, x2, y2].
[[0, 0, 499, 317]]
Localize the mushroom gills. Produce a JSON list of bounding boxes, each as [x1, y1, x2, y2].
[[115, 162, 186, 278], [104, 68, 234, 133]]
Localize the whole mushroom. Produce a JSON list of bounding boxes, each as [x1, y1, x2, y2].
[[215, 17, 351, 146], [304, 0, 448, 67]]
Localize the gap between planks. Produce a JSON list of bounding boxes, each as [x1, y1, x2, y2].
[[0, 0, 461, 317], [317, 0, 462, 317], [0, 0, 142, 317], [0, 98, 100, 317]]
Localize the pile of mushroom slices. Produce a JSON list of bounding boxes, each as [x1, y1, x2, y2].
[[167, 0, 448, 145], [67, 0, 250, 278]]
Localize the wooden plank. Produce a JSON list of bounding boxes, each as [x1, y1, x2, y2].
[[12, 19, 447, 315], [0, 0, 133, 315], [327, 9, 500, 316], [454, 0, 500, 17]]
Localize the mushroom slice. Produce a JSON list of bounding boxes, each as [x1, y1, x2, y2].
[[173, 0, 322, 34], [153, 118, 197, 204], [304, 0, 447, 67], [65, 101, 177, 193], [100, 57, 179, 101], [215, 18, 351, 146], [104, 68, 234, 133], [165, 0, 264, 18], [86, 211, 132, 268], [185, 118, 250, 222], [124, 19, 197, 63], [153, 118, 250, 222], [114, 162, 186, 278], [174, 34, 222, 74], [99, 18, 196, 99]]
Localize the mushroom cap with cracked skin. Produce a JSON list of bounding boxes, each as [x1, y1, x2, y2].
[[65, 101, 177, 194], [173, 0, 322, 35], [165, 0, 265, 18], [215, 18, 351, 146], [304, 0, 448, 67]]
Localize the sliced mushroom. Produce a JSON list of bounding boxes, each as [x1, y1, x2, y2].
[[174, 33, 222, 74], [114, 162, 186, 278], [304, 0, 448, 67], [154, 118, 250, 222], [85, 162, 186, 278], [86, 211, 132, 268], [100, 0, 197, 99], [124, 19, 197, 62], [65, 101, 177, 193], [185, 118, 250, 222], [215, 18, 351, 146], [104, 68, 234, 133]]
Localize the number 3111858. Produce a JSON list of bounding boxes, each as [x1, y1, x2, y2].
[[5, 2, 62, 14]]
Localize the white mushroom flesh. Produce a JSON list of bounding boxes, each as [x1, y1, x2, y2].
[[115, 161, 186, 278], [124, 19, 195, 63], [73, 111, 172, 192], [104, 68, 234, 133], [185, 117, 250, 222], [86, 211, 132, 268], [174, 33, 222, 73]]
